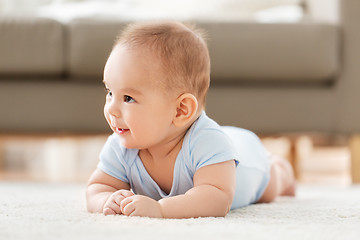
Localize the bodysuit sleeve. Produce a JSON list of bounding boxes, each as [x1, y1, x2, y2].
[[97, 134, 129, 183], [188, 128, 239, 172]]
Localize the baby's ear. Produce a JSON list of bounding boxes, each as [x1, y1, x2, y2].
[[173, 93, 198, 127]]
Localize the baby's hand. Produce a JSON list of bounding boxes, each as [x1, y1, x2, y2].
[[103, 190, 134, 216], [120, 195, 163, 218]]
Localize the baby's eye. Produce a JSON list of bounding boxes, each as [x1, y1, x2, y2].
[[124, 95, 135, 103], [104, 87, 112, 97]]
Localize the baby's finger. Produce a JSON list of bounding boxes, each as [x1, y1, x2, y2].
[[103, 207, 116, 216], [104, 201, 121, 215], [114, 195, 125, 206], [120, 197, 134, 215], [122, 201, 136, 216], [119, 190, 135, 198]]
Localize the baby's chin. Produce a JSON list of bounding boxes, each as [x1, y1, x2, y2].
[[116, 137, 141, 149]]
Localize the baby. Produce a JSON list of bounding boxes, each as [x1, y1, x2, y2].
[[86, 21, 295, 218]]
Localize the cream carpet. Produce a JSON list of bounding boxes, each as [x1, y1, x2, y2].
[[0, 181, 359, 240]]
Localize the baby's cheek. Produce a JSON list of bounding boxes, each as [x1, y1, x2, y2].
[[103, 106, 110, 120], [104, 108, 112, 129], [104, 105, 108, 117]]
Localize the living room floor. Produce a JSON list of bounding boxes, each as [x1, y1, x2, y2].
[[0, 132, 353, 186]]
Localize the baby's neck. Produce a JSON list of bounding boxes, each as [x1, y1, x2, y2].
[[139, 131, 185, 163]]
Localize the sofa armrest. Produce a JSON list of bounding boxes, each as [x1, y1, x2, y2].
[[336, 0, 360, 132], [305, 0, 339, 23]]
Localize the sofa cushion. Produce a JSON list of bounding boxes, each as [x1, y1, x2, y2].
[[0, 17, 64, 77], [199, 22, 340, 83], [67, 19, 339, 84], [67, 19, 128, 81]]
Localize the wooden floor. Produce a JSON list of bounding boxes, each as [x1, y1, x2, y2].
[[350, 135, 360, 183], [0, 133, 357, 184], [0, 133, 108, 183], [261, 133, 352, 185]]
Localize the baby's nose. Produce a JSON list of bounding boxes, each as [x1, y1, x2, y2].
[[107, 102, 121, 118]]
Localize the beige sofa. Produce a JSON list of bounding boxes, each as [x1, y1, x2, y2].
[[0, 0, 359, 135]]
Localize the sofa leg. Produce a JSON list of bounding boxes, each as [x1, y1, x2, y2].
[[0, 136, 5, 173], [350, 135, 360, 183]]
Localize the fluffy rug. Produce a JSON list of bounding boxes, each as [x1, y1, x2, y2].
[[0, 181, 359, 240]]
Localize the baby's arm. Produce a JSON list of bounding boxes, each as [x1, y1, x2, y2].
[[120, 160, 236, 218], [159, 160, 236, 218], [86, 168, 132, 214]]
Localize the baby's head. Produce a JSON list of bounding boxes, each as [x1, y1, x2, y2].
[[114, 21, 210, 109], [103, 21, 210, 149]]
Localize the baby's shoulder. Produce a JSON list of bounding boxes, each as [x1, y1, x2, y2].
[[180, 113, 238, 170], [183, 113, 234, 154], [186, 112, 231, 142]]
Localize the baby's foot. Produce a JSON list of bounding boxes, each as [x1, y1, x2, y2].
[[276, 155, 296, 197], [282, 181, 296, 196]]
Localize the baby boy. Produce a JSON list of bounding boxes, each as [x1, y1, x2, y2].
[[86, 21, 295, 218]]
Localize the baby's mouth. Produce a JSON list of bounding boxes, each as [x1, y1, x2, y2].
[[116, 128, 129, 134]]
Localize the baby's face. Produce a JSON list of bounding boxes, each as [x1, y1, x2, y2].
[[103, 45, 177, 149]]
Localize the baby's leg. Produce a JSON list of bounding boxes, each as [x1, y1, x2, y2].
[[257, 154, 296, 203]]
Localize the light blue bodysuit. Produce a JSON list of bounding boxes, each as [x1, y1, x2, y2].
[[98, 112, 270, 210]]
